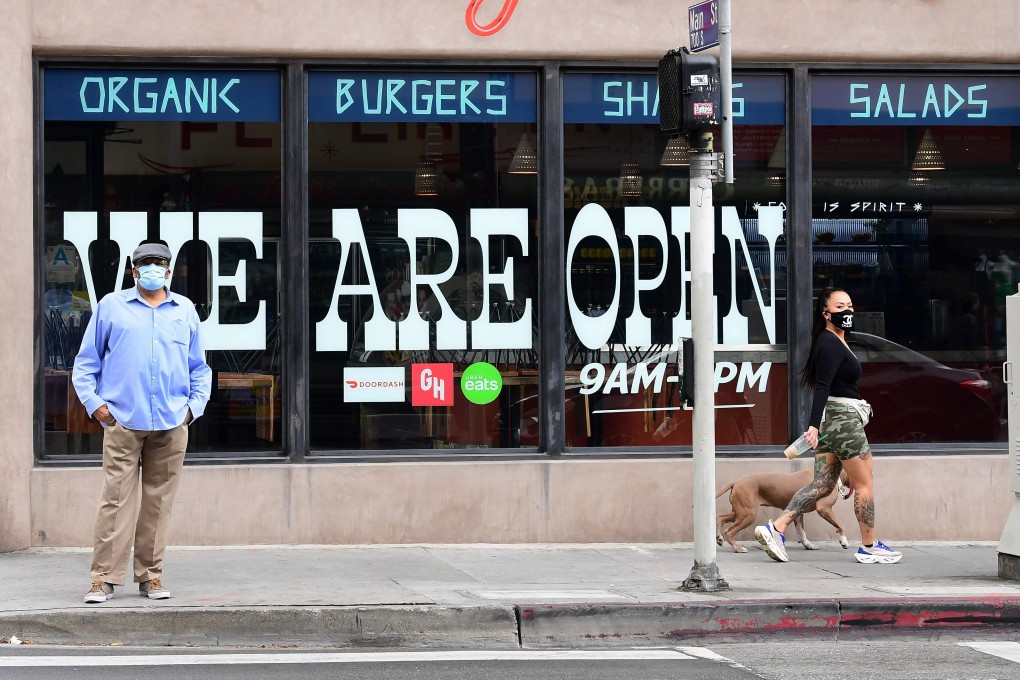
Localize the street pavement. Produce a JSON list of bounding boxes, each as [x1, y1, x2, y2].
[[1, 541, 1018, 648]]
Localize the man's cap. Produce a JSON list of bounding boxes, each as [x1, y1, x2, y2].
[[131, 242, 172, 264]]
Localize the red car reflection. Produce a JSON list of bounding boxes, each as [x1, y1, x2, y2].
[[849, 332, 1001, 443], [503, 334, 1001, 447]]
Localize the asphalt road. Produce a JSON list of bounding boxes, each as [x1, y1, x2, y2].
[[0, 649, 752, 679], [719, 639, 1020, 680], [0, 639, 1018, 679]]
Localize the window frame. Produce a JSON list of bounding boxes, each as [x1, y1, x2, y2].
[[33, 56, 1009, 465]]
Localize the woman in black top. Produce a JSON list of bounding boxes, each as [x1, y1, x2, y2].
[[754, 287, 902, 564]]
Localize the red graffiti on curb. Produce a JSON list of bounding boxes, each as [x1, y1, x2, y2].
[[465, 0, 519, 36]]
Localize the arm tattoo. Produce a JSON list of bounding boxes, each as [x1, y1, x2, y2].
[[786, 460, 841, 516]]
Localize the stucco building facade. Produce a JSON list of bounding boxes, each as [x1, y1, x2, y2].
[[2, 0, 1017, 551]]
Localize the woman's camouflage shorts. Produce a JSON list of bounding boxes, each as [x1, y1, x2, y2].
[[817, 401, 870, 460]]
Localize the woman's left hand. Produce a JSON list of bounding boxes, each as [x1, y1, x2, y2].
[[805, 426, 820, 448]]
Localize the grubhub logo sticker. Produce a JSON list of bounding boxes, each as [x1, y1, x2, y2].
[[342, 367, 406, 403], [412, 363, 454, 407], [460, 362, 503, 405]]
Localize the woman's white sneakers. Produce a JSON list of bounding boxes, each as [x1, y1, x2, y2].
[[754, 520, 789, 562], [854, 540, 903, 564], [755, 523, 902, 564]]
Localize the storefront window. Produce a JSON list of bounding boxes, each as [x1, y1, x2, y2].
[[812, 74, 1014, 443], [307, 72, 539, 450], [41, 68, 282, 455], [562, 72, 788, 447]]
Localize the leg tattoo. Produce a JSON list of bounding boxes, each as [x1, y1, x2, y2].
[[786, 459, 841, 516], [859, 450, 873, 461], [854, 492, 876, 529]]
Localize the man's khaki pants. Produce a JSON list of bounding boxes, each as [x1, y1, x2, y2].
[[91, 420, 189, 585]]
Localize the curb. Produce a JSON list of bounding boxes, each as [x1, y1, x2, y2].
[[0, 606, 520, 649], [3, 598, 1019, 649], [517, 597, 1020, 647]]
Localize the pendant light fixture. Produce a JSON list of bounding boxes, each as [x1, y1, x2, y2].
[[911, 128, 945, 171], [415, 123, 444, 196], [766, 126, 786, 187], [414, 158, 440, 196], [508, 131, 537, 174], [660, 135, 690, 166], [619, 125, 643, 197], [619, 163, 643, 196]]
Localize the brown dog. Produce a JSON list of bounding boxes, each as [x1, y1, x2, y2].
[[715, 468, 851, 553]]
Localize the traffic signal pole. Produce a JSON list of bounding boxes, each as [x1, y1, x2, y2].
[[680, 0, 733, 592], [720, 0, 734, 184], [680, 132, 728, 592]]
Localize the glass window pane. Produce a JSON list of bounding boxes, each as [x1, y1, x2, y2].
[[562, 72, 788, 448], [811, 74, 1010, 444], [41, 68, 283, 456], [308, 72, 539, 451]]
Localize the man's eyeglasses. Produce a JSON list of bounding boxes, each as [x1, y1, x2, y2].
[[136, 258, 169, 267]]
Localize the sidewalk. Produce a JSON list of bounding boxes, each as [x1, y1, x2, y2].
[[1, 542, 1018, 648]]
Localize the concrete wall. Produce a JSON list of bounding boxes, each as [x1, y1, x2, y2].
[[29, 0, 1020, 63], [30, 456, 1012, 546], [4, 1, 1019, 549], [0, 0, 35, 552]]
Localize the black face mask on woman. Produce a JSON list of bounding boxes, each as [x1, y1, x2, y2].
[[828, 310, 854, 331]]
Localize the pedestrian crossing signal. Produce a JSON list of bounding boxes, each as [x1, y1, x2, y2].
[[658, 47, 721, 135]]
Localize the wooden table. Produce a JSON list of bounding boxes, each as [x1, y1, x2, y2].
[[423, 371, 590, 446], [46, 369, 278, 441], [45, 369, 101, 434], [217, 372, 277, 442]]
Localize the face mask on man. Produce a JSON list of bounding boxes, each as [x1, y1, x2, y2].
[[829, 310, 854, 331], [136, 264, 168, 291]]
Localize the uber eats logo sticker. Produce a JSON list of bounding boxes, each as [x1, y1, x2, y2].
[[460, 362, 502, 405]]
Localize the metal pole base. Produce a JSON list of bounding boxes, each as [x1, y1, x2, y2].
[[999, 553, 1020, 581], [998, 496, 1020, 580], [679, 561, 730, 592]]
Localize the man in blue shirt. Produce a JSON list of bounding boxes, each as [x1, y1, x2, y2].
[[73, 242, 212, 603]]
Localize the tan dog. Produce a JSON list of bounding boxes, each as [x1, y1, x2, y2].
[[715, 468, 851, 553]]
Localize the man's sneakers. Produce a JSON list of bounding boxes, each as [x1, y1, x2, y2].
[[84, 578, 171, 602], [754, 520, 789, 562], [139, 578, 172, 599], [855, 540, 903, 564], [83, 580, 114, 603]]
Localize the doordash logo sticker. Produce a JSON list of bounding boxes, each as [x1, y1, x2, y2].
[[412, 364, 454, 406], [343, 367, 406, 403]]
